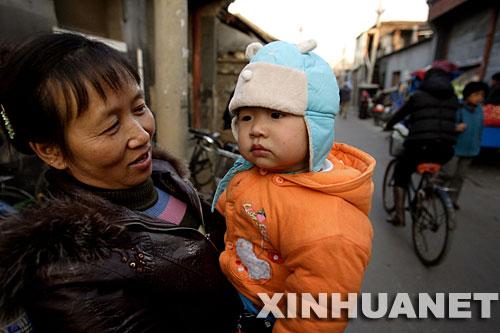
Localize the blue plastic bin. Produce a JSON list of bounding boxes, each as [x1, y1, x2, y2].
[[481, 126, 500, 148]]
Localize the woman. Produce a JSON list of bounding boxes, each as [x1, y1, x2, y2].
[[0, 33, 238, 332], [384, 67, 459, 226]]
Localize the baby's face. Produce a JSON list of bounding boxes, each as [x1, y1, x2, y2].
[[236, 107, 308, 172]]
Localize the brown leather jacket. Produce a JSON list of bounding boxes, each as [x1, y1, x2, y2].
[[0, 149, 239, 332]]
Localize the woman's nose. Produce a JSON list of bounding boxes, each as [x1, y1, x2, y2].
[[128, 119, 151, 149]]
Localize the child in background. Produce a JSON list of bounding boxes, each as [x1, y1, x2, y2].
[[445, 81, 489, 209], [212, 40, 375, 332]]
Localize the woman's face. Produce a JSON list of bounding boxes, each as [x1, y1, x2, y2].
[[62, 80, 155, 189]]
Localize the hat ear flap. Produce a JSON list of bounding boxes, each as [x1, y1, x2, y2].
[[296, 39, 317, 53], [245, 42, 263, 60], [231, 116, 239, 142]]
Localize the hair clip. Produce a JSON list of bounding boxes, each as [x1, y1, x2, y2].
[[0, 104, 15, 140]]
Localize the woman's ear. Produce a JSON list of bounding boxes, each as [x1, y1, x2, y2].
[[29, 142, 67, 170]]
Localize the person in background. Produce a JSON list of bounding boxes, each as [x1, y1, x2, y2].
[[339, 82, 352, 119], [390, 83, 406, 113], [482, 72, 500, 129], [213, 40, 374, 333], [486, 72, 500, 105], [443, 81, 489, 209], [0, 33, 238, 332], [359, 89, 370, 119], [384, 66, 459, 226]]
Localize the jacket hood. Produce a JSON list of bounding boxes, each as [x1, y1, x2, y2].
[[277, 143, 376, 215], [420, 68, 455, 99]]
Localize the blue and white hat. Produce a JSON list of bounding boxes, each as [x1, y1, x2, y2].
[[229, 40, 339, 172]]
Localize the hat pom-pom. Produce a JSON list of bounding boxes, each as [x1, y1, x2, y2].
[[241, 69, 253, 81], [245, 42, 263, 60], [296, 39, 317, 53]]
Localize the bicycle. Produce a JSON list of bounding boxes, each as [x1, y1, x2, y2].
[[188, 128, 240, 196], [0, 175, 35, 332], [382, 132, 456, 266], [0, 174, 35, 216]]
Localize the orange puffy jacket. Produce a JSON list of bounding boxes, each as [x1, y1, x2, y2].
[[216, 143, 376, 333]]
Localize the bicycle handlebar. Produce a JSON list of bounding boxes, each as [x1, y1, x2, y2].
[[215, 148, 240, 161], [189, 128, 221, 140]]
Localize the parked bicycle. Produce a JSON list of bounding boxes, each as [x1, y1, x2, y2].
[[382, 129, 456, 266], [188, 128, 240, 196], [0, 175, 34, 215], [0, 131, 40, 217], [0, 152, 37, 331]]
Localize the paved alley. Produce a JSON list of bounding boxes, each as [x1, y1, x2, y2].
[[335, 112, 500, 333]]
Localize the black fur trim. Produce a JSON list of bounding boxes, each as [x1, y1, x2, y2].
[[152, 146, 190, 179], [0, 192, 127, 320]]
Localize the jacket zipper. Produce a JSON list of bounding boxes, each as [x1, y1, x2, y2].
[[116, 217, 219, 251]]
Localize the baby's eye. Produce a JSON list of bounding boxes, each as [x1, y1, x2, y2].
[[240, 114, 252, 121], [270, 111, 284, 119]]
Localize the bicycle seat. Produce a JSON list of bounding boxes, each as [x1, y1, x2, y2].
[[416, 163, 441, 174]]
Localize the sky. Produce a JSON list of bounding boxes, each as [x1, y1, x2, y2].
[[228, 0, 429, 66]]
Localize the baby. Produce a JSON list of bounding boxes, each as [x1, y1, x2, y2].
[[213, 40, 375, 332]]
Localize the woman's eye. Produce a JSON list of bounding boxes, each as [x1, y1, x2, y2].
[[134, 104, 147, 114], [271, 112, 283, 119], [104, 121, 120, 134]]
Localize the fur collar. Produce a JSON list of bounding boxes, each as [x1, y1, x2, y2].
[[0, 192, 128, 321], [0, 147, 189, 321], [152, 146, 190, 179]]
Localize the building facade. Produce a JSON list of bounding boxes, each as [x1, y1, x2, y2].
[[428, 0, 500, 81], [0, 0, 273, 159]]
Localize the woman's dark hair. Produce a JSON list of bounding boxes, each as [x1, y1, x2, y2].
[[0, 33, 140, 155]]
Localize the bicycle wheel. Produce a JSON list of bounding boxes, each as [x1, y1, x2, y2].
[[189, 144, 214, 188], [382, 159, 397, 213], [411, 184, 450, 266], [0, 185, 34, 213]]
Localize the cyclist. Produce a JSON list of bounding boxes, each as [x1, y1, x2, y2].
[[384, 63, 460, 226]]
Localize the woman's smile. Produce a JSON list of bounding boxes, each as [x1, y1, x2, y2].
[[129, 147, 152, 170]]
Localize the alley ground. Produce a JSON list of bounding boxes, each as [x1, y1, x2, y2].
[[335, 110, 500, 333]]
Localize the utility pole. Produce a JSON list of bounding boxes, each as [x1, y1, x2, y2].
[[153, 0, 189, 159], [366, 0, 384, 84]]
